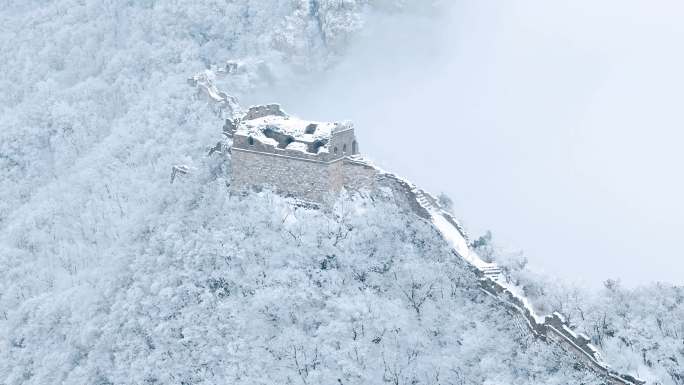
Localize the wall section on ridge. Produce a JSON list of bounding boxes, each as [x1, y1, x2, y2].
[[231, 148, 336, 202], [342, 160, 377, 192]]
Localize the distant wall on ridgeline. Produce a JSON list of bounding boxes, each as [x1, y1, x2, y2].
[[479, 277, 644, 385]]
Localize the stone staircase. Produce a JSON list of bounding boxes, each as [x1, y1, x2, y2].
[[414, 190, 434, 211], [481, 265, 503, 282], [385, 175, 643, 385], [413, 188, 503, 281]]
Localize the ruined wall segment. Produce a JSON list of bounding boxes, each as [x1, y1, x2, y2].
[[231, 148, 336, 202], [329, 124, 358, 157], [230, 105, 374, 202]]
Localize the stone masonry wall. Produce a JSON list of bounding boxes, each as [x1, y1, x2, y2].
[[231, 148, 336, 202], [329, 128, 358, 157], [479, 278, 643, 385], [342, 160, 377, 192], [376, 173, 431, 219], [231, 143, 378, 203]]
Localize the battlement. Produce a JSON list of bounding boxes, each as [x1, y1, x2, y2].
[[229, 104, 358, 162], [229, 105, 371, 202]]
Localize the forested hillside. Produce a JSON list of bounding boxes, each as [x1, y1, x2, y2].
[[0, 2, 680, 384], [476, 236, 684, 384]]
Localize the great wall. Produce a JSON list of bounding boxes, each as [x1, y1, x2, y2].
[[190, 68, 646, 385], [401, 184, 645, 385]]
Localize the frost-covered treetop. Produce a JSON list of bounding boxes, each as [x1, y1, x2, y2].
[[235, 104, 353, 154]]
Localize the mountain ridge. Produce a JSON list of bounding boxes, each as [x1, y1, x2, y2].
[[0, 2, 681, 384]]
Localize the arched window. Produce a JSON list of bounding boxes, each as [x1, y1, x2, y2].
[[334, 147, 338, 154], [248, 136, 255, 145], [343, 144, 347, 154], [352, 141, 357, 154]]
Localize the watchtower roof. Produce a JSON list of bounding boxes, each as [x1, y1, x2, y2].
[[234, 104, 353, 155]]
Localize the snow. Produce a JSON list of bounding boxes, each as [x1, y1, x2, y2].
[[431, 212, 492, 269], [506, 283, 547, 324], [239, 115, 342, 143], [419, 195, 547, 324], [285, 141, 308, 152], [562, 324, 578, 338], [0, 189, 604, 385], [0, 1, 677, 384], [553, 311, 567, 323]]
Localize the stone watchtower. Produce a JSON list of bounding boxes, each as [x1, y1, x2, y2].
[[227, 104, 376, 202]]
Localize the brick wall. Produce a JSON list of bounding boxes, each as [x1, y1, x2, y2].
[[231, 134, 377, 203], [231, 148, 337, 202], [342, 160, 377, 191]]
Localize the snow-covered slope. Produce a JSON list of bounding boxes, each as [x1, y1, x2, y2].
[[0, 0, 368, 227], [0, 2, 677, 384], [0, 0, 373, 307], [495, 257, 684, 385], [1, 186, 603, 384]]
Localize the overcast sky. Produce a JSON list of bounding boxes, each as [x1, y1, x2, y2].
[[249, 0, 684, 287]]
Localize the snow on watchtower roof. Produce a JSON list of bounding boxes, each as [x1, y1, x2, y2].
[[231, 104, 357, 158]]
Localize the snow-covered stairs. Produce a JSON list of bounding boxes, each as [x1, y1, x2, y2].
[[408, 183, 643, 385], [414, 190, 429, 207], [481, 266, 503, 281], [412, 188, 504, 282], [414, 190, 437, 212]]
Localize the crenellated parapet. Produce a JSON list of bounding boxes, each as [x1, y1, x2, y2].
[[229, 105, 369, 202], [395, 182, 646, 385], [479, 276, 645, 385]]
